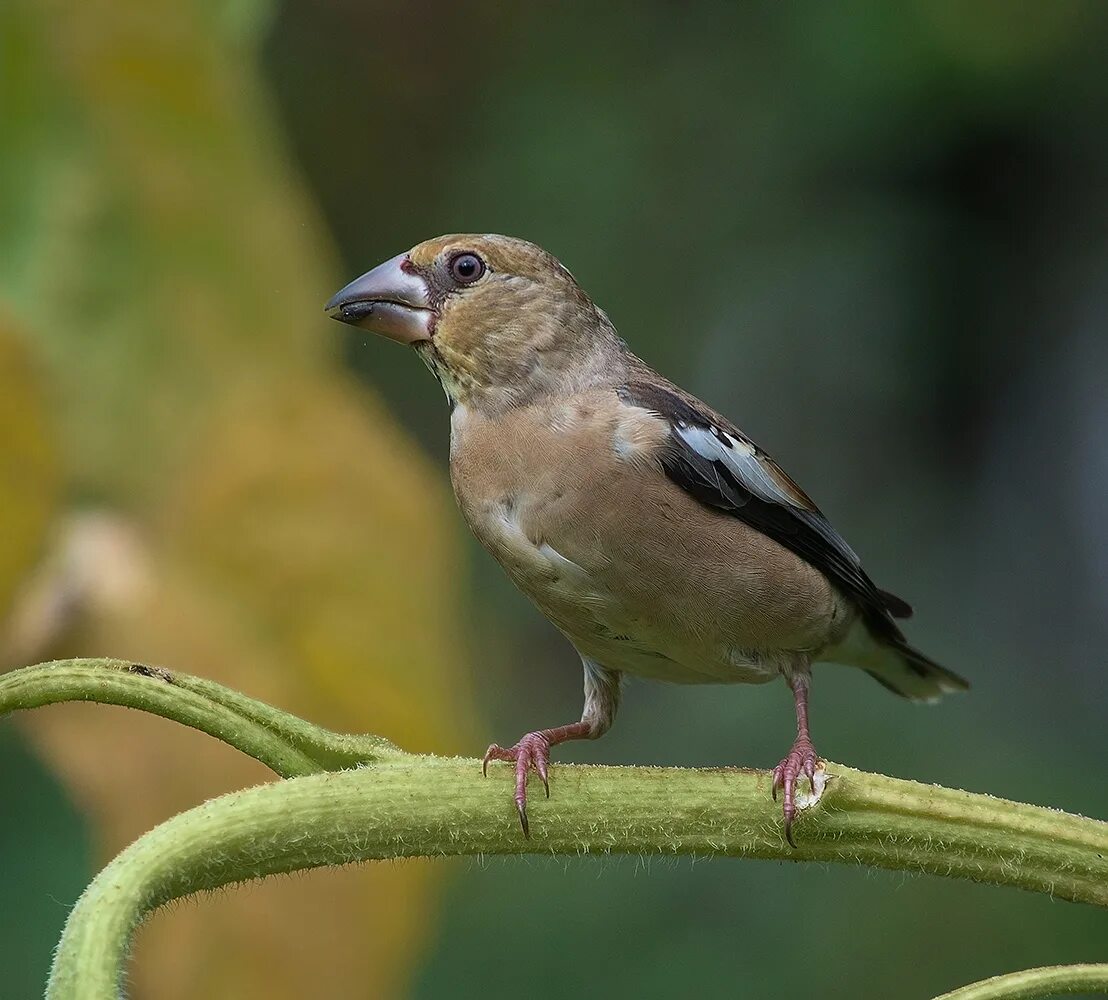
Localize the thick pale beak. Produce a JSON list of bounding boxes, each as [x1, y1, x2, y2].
[[324, 253, 434, 344]]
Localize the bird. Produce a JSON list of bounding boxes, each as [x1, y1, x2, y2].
[[325, 234, 968, 845]]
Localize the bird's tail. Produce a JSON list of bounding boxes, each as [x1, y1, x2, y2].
[[863, 641, 969, 702], [827, 621, 969, 702]]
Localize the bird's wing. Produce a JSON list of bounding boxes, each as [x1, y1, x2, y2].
[[618, 378, 907, 640]]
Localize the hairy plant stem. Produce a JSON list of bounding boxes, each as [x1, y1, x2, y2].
[[2, 660, 1104, 1000], [932, 964, 1108, 999], [0, 658, 398, 774]]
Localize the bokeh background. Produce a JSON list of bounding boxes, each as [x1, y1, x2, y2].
[[2, 2, 1106, 997]]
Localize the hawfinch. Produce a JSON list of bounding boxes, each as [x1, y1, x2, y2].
[[326, 234, 968, 845]]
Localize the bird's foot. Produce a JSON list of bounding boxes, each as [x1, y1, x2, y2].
[[482, 731, 554, 838], [771, 737, 826, 848]]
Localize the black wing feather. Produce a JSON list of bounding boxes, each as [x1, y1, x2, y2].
[[620, 380, 906, 642]]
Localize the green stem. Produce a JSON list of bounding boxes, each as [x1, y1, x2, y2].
[[933, 964, 1108, 999], [0, 658, 399, 776], [3, 660, 1104, 1000], [44, 758, 1108, 999]]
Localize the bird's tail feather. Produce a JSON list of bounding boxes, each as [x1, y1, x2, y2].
[[863, 641, 969, 702], [827, 620, 969, 702]]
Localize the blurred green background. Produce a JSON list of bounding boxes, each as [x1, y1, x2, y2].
[[2, 1, 1106, 997]]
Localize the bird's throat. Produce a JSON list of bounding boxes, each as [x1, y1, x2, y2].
[[414, 341, 462, 408]]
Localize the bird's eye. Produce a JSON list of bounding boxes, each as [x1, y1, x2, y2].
[[449, 252, 485, 284]]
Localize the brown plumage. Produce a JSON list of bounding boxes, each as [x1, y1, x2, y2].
[[326, 233, 969, 844]]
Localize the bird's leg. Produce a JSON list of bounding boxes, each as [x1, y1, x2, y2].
[[771, 671, 822, 848], [482, 722, 591, 836], [483, 659, 620, 837]]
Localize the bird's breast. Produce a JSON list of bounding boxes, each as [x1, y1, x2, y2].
[[447, 392, 838, 684], [448, 393, 655, 626], [453, 411, 578, 559]]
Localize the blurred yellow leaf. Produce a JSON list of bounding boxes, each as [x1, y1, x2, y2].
[[0, 315, 57, 617], [1, 0, 476, 996]]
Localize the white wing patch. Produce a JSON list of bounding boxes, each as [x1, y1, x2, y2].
[[671, 423, 859, 559], [672, 423, 789, 505]]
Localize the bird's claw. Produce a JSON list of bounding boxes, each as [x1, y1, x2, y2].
[[482, 732, 554, 838], [772, 737, 824, 848]]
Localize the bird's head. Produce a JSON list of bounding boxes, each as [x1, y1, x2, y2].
[[325, 234, 622, 410]]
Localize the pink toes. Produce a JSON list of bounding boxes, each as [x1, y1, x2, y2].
[[482, 731, 554, 837], [772, 737, 821, 848]]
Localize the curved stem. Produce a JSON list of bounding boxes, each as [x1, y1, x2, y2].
[[0, 658, 399, 776], [933, 964, 1108, 999], [4, 659, 1104, 1000], [45, 757, 1108, 999]]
